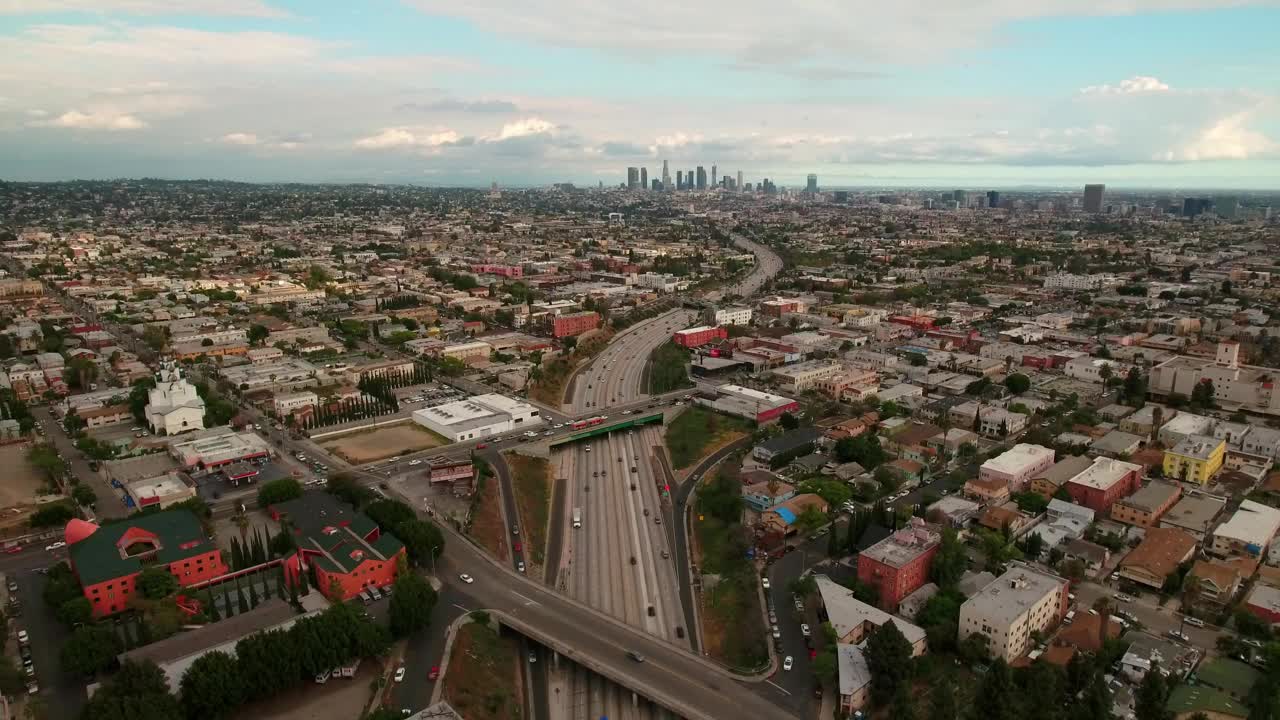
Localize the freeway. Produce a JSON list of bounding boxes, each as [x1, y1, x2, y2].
[[724, 233, 783, 298], [568, 309, 697, 414], [432, 509, 797, 720]]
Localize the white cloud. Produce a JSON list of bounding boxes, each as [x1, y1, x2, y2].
[[0, 0, 287, 17], [220, 132, 259, 145], [34, 110, 146, 130], [493, 117, 554, 140], [354, 127, 464, 150], [1080, 76, 1171, 95], [407, 0, 1272, 66], [1164, 112, 1276, 161]]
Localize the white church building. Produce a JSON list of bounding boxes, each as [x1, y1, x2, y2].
[[145, 362, 206, 436]]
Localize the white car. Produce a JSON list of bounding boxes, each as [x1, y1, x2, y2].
[[409, 459, 423, 466], [761, 577, 770, 590], [782, 656, 793, 671], [44, 542, 65, 552], [801, 624, 811, 637], [394, 667, 406, 683], [458, 574, 474, 584]]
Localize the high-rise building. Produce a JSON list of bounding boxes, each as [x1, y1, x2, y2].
[[711, 164, 717, 187], [987, 191, 1000, 208], [1183, 197, 1212, 218], [806, 174, 818, 193], [626, 167, 639, 190], [953, 189, 967, 205], [1083, 184, 1105, 213], [1217, 196, 1240, 220], [676, 171, 683, 190], [662, 159, 671, 191], [737, 171, 744, 192], [695, 166, 707, 190], [651, 179, 661, 191], [640, 167, 647, 190]]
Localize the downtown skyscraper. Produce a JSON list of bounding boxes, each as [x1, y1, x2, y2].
[[662, 159, 671, 191], [1083, 184, 1105, 213], [640, 167, 647, 190]]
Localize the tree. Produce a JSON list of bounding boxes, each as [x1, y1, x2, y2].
[[1191, 378, 1216, 409], [81, 659, 181, 720], [929, 681, 958, 720], [247, 324, 270, 346], [61, 624, 122, 676], [967, 658, 1017, 720], [256, 477, 302, 508], [1003, 373, 1031, 394], [1135, 663, 1172, 720], [779, 412, 799, 430], [57, 596, 93, 627], [389, 568, 438, 637], [72, 483, 98, 507], [0, 656, 24, 695], [179, 650, 245, 720], [865, 620, 913, 706], [137, 566, 180, 600], [892, 683, 919, 720], [812, 648, 838, 685], [930, 528, 968, 588]]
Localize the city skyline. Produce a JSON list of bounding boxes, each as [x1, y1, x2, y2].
[[0, 2, 1278, 188]]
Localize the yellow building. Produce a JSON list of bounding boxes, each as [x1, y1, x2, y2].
[[1162, 434, 1225, 485]]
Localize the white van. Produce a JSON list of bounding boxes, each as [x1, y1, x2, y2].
[[1064, 610, 1076, 624], [1183, 616, 1206, 628]]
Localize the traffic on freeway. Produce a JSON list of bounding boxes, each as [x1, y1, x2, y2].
[[569, 308, 697, 413]]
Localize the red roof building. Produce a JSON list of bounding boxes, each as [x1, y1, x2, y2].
[[552, 311, 600, 339], [672, 325, 728, 349], [856, 520, 941, 610]]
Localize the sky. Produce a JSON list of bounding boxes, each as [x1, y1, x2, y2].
[[1, 0, 1278, 189]]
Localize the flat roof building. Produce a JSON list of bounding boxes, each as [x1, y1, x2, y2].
[[411, 393, 542, 443], [979, 444, 1055, 492], [1160, 492, 1228, 539], [699, 383, 799, 424], [856, 519, 941, 610], [1111, 481, 1182, 528], [1212, 500, 1280, 558], [959, 562, 1068, 662]]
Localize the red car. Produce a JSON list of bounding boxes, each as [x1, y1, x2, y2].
[[428, 666, 440, 681], [809, 649, 817, 660], [513, 542, 522, 553], [4, 545, 21, 554], [475, 443, 488, 450]]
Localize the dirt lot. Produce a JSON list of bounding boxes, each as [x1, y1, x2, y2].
[[0, 444, 49, 508], [505, 453, 550, 567], [232, 658, 379, 720], [443, 622, 524, 720], [320, 423, 449, 464], [468, 472, 508, 562]]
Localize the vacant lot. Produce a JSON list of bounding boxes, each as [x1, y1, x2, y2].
[[320, 423, 449, 464], [664, 407, 752, 469], [468, 472, 508, 562], [233, 658, 379, 720], [444, 621, 523, 720], [528, 327, 616, 406], [0, 444, 49, 508], [646, 341, 694, 395], [505, 453, 550, 566]]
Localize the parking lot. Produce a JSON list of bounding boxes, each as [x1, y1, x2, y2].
[[395, 383, 468, 408]]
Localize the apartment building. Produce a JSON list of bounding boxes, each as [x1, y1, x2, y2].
[[713, 307, 753, 326], [770, 360, 843, 393], [856, 520, 941, 610], [1063, 457, 1144, 513], [1116, 527, 1197, 589], [273, 391, 318, 417], [1111, 481, 1182, 527], [1029, 455, 1094, 498], [672, 325, 728, 348], [959, 563, 1069, 662], [1163, 435, 1226, 485], [551, 311, 600, 339], [948, 401, 1030, 438], [979, 444, 1056, 492], [1211, 500, 1280, 558]]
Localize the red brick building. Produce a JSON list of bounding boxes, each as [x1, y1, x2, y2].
[[552, 311, 600, 339], [269, 493, 406, 600], [856, 520, 941, 610], [1063, 457, 1144, 513], [672, 325, 728, 349], [65, 513, 228, 617], [470, 263, 523, 278]]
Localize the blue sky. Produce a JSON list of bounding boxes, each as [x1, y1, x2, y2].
[[1, 0, 1277, 188]]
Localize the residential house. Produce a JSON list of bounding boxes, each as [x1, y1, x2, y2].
[[1116, 528, 1198, 589]]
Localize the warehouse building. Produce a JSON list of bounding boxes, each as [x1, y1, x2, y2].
[[411, 393, 542, 442]]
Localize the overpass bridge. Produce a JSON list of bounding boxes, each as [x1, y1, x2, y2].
[[547, 412, 665, 448]]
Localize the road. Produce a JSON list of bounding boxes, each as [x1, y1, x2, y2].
[[568, 309, 697, 414], [724, 233, 783, 298], [31, 408, 127, 520]]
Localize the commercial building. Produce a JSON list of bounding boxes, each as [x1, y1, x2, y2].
[[170, 430, 272, 470], [145, 362, 206, 436], [979, 444, 1056, 492], [698, 383, 798, 424], [64, 512, 228, 617], [1111, 481, 1182, 527], [1116, 527, 1197, 589], [1151, 342, 1280, 417], [551, 311, 600, 339], [752, 428, 821, 464], [1083, 183, 1105, 213], [1063, 457, 1144, 513], [1245, 584, 1280, 625], [713, 307, 753, 326], [770, 360, 843, 393], [959, 563, 1069, 662], [1211, 500, 1280, 558], [856, 520, 941, 610], [125, 471, 198, 511], [269, 493, 405, 601], [411, 393, 542, 443], [1163, 435, 1226, 485], [672, 325, 728, 349], [436, 340, 493, 365], [273, 391, 318, 417], [424, 459, 475, 495]]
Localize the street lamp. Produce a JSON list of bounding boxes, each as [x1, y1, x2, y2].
[[429, 545, 439, 576]]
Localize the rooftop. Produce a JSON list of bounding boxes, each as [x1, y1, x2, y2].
[[815, 575, 926, 647], [1120, 527, 1197, 577], [1168, 434, 1224, 461], [1117, 481, 1182, 513], [1162, 493, 1227, 531], [270, 492, 404, 575], [860, 520, 940, 569], [1034, 454, 1094, 488], [1067, 457, 1143, 491], [1214, 500, 1280, 548], [963, 562, 1067, 626], [982, 443, 1054, 475], [68, 509, 218, 588]]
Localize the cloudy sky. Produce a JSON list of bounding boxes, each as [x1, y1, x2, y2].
[[1, 0, 1277, 188]]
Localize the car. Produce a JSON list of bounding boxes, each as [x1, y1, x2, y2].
[[16, 630, 28, 644], [394, 667, 406, 683], [801, 623, 811, 637], [593, 471, 599, 478], [627, 651, 645, 663], [661, 550, 670, 558], [44, 541, 65, 551], [4, 545, 21, 554], [428, 666, 440, 681], [528, 652, 537, 663], [783, 656, 793, 671], [475, 443, 487, 449], [771, 625, 781, 639], [458, 574, 474, 584], [511, 525, 519, 535], [761, 577, 770, 590], [1114, 593, 1134, 603], [25, 682, 37, 696], [795, 599, 804, 612], [514, 541, 523, 552], [409, 459, 423, 466], [517, 561, 526, 573], [1167, 630, 1191, 642], [1244, 638, 1265, 649], [654, 516, 662, 524], [631, 466, 638, 473]]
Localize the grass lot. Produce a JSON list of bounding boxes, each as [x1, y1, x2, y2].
[[1195, 658, 1259, 698], [1167, 684, 1249, 718], [319, 422, 449, 464], [444, 621, 524, 720], [646, 341, 694, 395], [693, 462, 768, 670], [0, 445, 49, 508], [467, 471, 508, 562], [505, 453, 550, 565], [665, 406, 752, 469]]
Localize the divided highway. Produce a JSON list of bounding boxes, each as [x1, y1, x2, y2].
[[569, 309, 696, 414]]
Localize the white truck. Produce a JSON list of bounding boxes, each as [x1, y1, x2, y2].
[[572, 508, 582, 528]]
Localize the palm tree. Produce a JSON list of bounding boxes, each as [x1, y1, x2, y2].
[[1092, 597, 1114, 650], [234, 510, 250, 544]]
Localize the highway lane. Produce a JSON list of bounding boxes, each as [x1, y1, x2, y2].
[[724, 232, 783, 298], [569, 309, 696, 414]]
